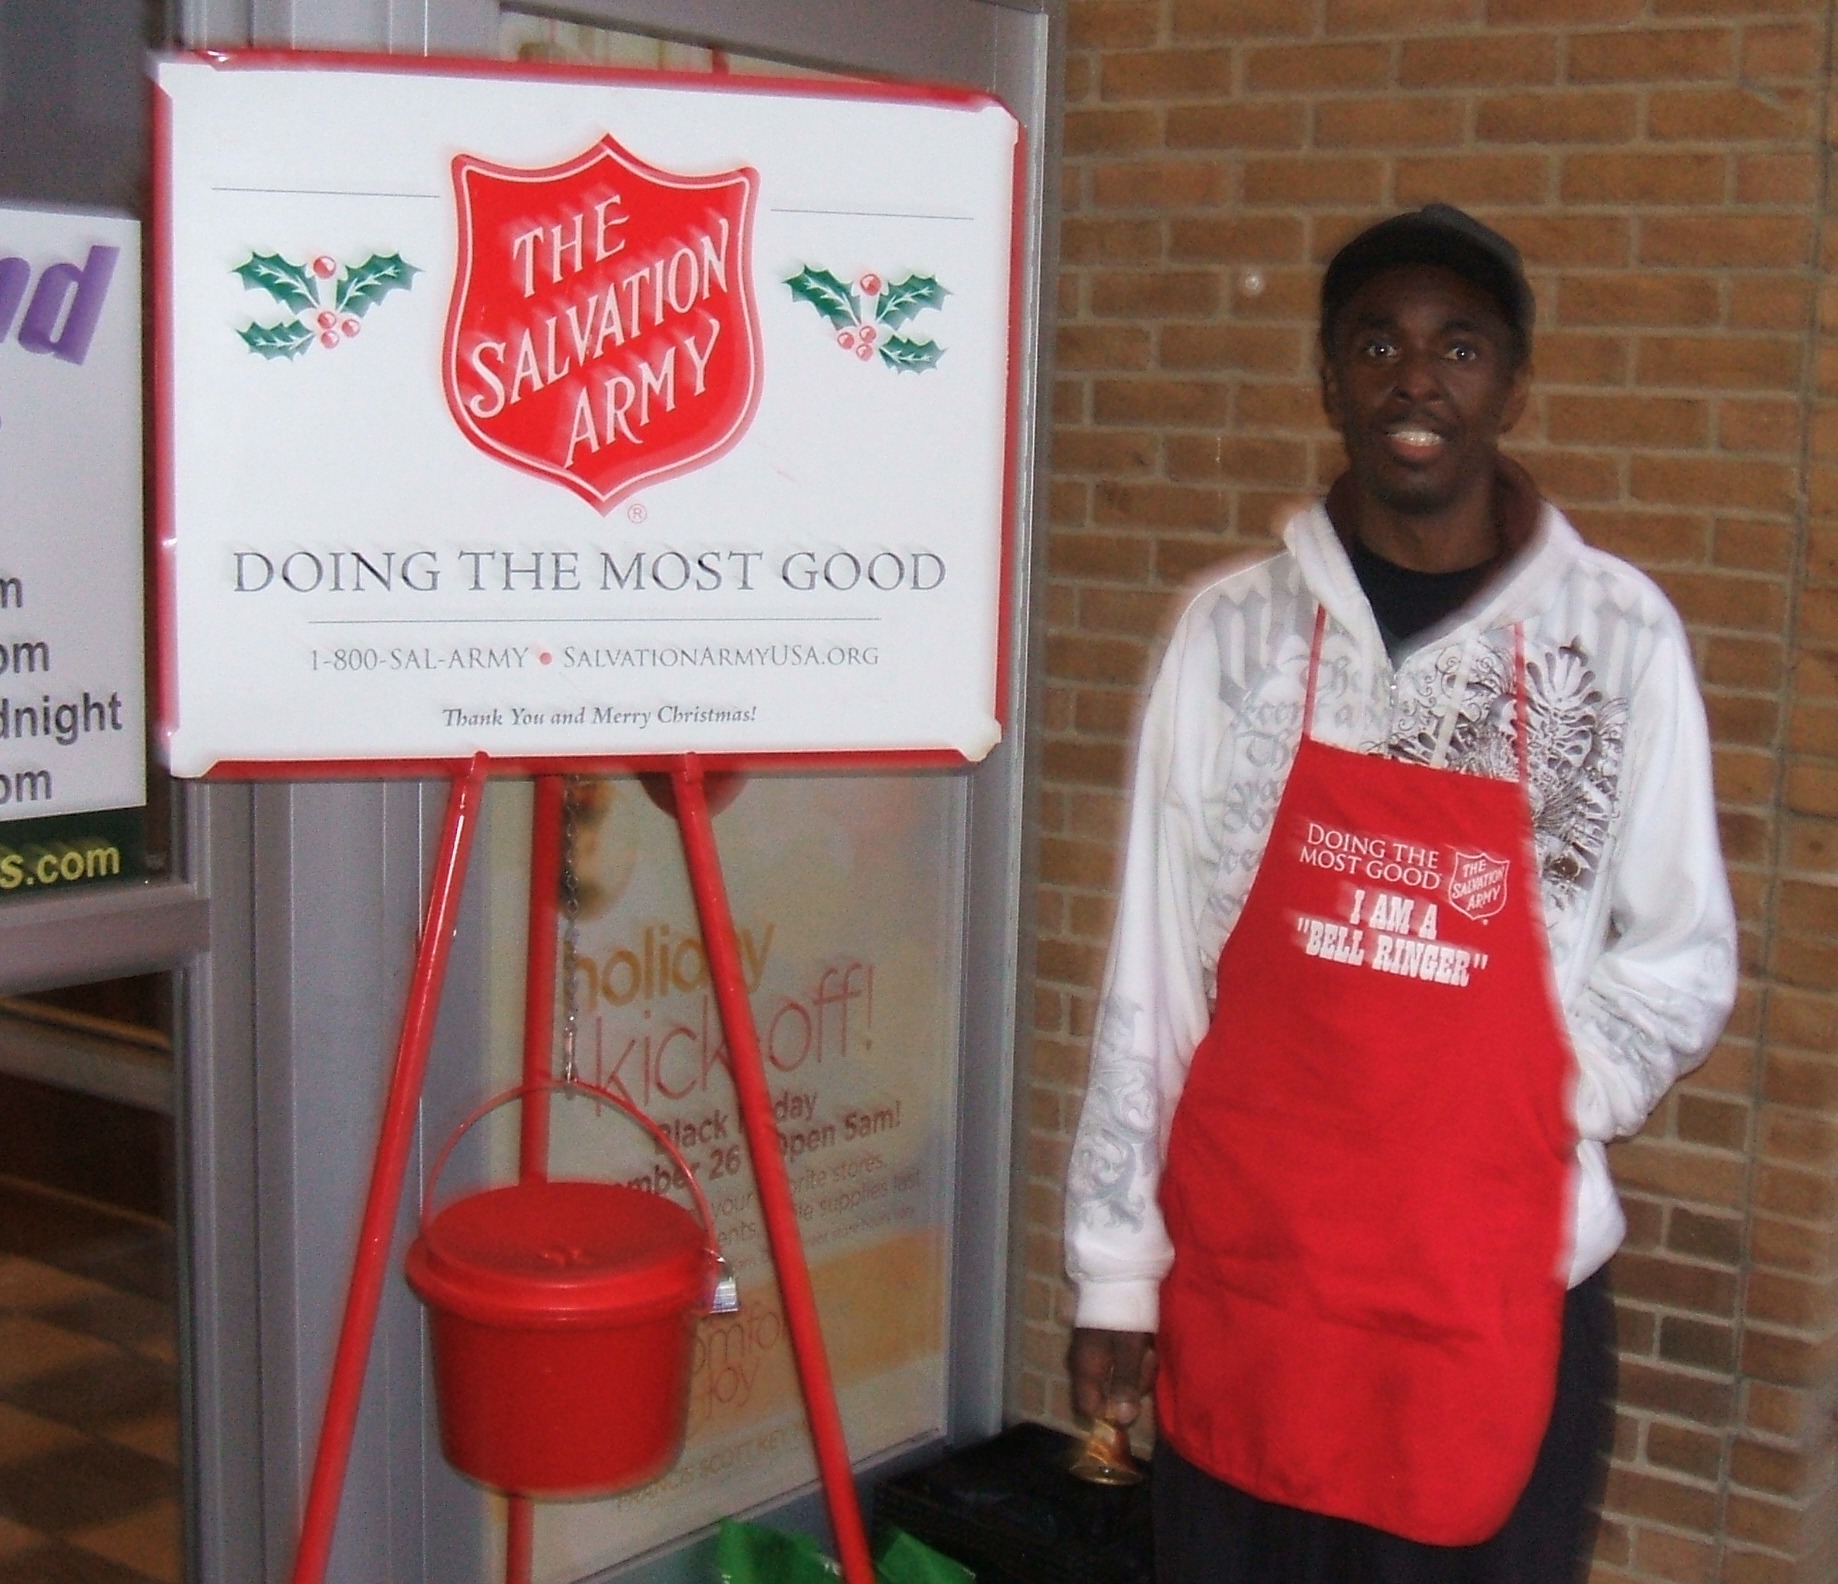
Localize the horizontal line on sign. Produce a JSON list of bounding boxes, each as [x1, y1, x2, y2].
[[211, 186, 442, 199], [771, 206, 975, 222], [303, 616, 883, 626]]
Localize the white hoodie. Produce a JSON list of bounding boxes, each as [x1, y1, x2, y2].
[[1065, 492, 1738, 1334]]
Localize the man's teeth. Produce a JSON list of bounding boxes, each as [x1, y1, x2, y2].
[[1390, 428, 1441, 445]]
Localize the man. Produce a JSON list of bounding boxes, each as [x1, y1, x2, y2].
[[1064, 206, 1737, 1582]]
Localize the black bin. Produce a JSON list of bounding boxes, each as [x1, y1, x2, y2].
[[873, 1422, 1153, 1584]]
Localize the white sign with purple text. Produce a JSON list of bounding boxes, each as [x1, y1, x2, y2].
[[0, 203, 144, 821]]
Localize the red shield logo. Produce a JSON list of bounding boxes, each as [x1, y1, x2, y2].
[[1446, 850, 1511, 922], [443, 136, 760, 512]]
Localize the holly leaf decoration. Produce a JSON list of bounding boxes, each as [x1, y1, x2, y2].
[[877, 335, 944, 373], [335, 254, 418, 316], [876, 273, 947, 332], [234, 253, 318, 312], [238, 319, 316, 360], [785, 266, 860, 329]]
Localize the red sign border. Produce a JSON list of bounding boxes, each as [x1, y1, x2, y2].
[[151, 48, 1028, 780]]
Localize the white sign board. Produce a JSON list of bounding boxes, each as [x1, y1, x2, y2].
[[155, 55, 1019, 776], [0, 203, 144, 820]]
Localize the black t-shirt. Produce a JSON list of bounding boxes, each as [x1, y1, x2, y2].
[[1348, 536, 1494, 656]]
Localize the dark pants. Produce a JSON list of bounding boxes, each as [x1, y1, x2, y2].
[[1153, 1268, 1617, 1584]]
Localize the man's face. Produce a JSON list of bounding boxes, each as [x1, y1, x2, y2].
[[1320, 263, 1529, 522]]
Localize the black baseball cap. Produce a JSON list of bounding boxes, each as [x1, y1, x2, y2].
[[1320, 203, 1534, 359]]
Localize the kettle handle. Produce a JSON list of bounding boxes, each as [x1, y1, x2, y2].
[[421, 1079, 733, 1308]]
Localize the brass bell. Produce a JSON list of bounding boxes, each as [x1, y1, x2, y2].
[[1068, 1418, 1143, 1487]]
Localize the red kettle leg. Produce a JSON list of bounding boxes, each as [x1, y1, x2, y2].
[[671, 756, 875, 1584], [291, 754, 491, 1584]]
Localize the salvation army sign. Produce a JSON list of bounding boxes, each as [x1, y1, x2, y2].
[[154, 54, 1019, 776], [445, 136, 761, 511]]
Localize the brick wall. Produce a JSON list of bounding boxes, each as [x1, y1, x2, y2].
[[1019, 2, 1838, 1578]]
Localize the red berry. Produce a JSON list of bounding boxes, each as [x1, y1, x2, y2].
[[860, 273, 881, 295], [316, 310, 336, 329], [311, 255, 337, 279], [855, 343, 873, 361], [319, 330, 338, 349], [861, 325, 878, 344], [340, 317, 360, 337], [836, 330, 856, 349]]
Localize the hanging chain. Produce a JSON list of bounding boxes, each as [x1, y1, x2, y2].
[[557, 775, 738, 1315], [559, 777, 582, 1085]]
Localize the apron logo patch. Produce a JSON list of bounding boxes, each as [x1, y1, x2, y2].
[[1446, 851, 1510, 921]]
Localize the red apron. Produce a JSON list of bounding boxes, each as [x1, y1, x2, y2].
[[1157, 609, 1574, 1546]]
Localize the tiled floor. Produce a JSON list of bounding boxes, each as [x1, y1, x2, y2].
[[0, 1176, 180, 1584]]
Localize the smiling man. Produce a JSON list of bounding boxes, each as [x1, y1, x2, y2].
[[1064, 206, 1738, 1581]]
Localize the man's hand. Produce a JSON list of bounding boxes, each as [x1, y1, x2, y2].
[[1069, 1327, 1157, 1427]]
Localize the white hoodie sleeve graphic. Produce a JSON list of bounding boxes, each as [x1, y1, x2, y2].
[[1561, 601, 1736, 1144]]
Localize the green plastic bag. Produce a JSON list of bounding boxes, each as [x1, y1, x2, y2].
[[715, 1520, 835, 1584], [874, 1527, 974, 1584], [714, 1519, 974, 1584]]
